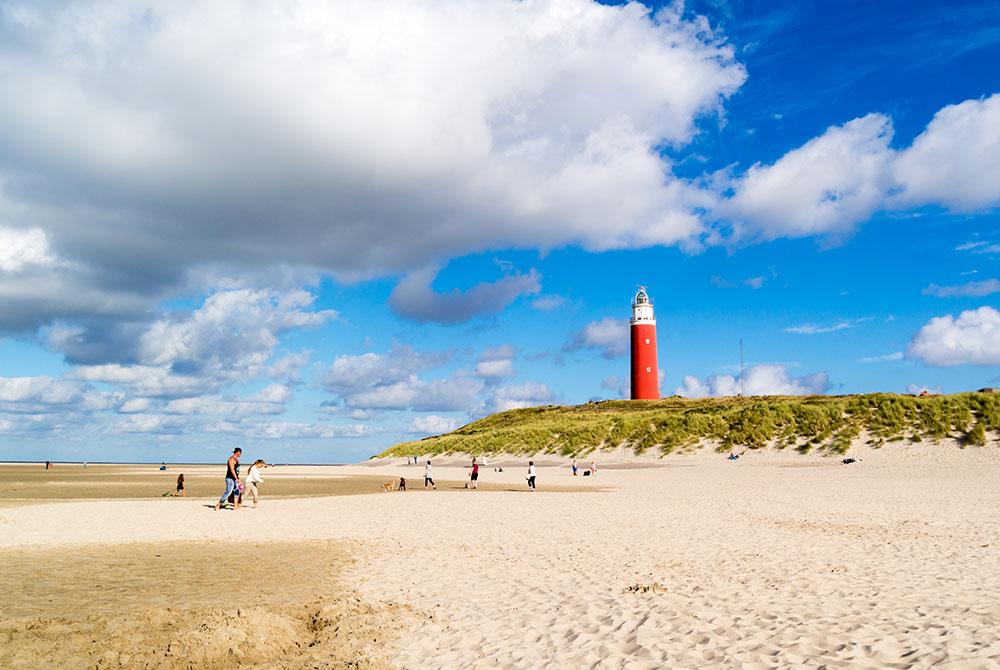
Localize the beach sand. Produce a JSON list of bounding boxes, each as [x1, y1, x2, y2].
[[2, 445, 999, 667]]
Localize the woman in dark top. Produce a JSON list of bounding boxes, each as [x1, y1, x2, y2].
[[173, 473, 185, 497], [215, 447, 242, 511]]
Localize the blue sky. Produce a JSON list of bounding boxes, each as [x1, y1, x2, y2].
[[0, 0, 998, 463]]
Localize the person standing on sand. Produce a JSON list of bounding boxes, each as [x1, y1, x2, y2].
[[424, 460, 436, 490], [470, 458, 479, 490], [526, 461, 536, 492], [173, 473, 185, 497], [215, 447, 242, 511], [244, 459, 266, 508], [591, 461, 597, 476], [572, 459, 578, 476]]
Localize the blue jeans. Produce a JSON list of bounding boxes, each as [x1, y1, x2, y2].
[[219, 477, 239, 503]]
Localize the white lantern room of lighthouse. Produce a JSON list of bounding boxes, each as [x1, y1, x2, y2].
[[631, 287, 655, 324]]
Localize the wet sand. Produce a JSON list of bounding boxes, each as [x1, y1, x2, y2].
[[0, 540, 417, 669], [0, 463, 596, 506]]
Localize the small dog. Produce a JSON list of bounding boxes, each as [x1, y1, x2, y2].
[[382, 481, 394, 493], [398, 477, 406, 491]]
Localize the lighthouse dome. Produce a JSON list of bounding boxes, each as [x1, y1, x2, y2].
[[633, 286, 650, 306]]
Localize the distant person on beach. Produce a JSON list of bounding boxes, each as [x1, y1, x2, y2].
[[424, 461, 436, 489], [590, 461, 597, 476], [470, 458, 479, 490], [244, 459, 266, 508], [173, 473, 185, 496], [215, 447, 242, 511], [572, 459, 578, 476], [45, 460, 51, 470], [526, 461, 536, 492]]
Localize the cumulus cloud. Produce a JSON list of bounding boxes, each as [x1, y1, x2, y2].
[[676, 364, 830, 397], [473, 344, 517, 379], [389, 265, 541, 323], [0, 375, 119, 414], [907, 306, 1000, 366], [410, 415, 459, 435], [922, 279, 1000, 298], [323, 344, 485, 411], [324, 346, 451, 394], [893, 93, 1000, 211], [0, 0, 746, 334], [564, 317, 628, 358], [475, 359, 516, 378], [485, 382, 556, 413], [66, 288, 335, 397], [726, 114, 895, 240]]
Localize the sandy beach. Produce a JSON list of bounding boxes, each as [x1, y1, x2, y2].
[[2, 445, 999, 668]]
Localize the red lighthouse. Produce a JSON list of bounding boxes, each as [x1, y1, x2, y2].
[[630, 286, 660, 400]]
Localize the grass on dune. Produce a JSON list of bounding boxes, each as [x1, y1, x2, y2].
[[380, 392, 1000, 458]]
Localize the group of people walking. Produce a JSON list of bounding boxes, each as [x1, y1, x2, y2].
[[214, 447, 267, 510], [419, 457, 538, 491]]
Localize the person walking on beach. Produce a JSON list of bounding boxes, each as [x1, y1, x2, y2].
[[572, 459, 578, 476], [244, 459, 266, 508], [424, 460, 436, 490], [526, 461, 536, 492], [590, 460, 597, 476], [215, 447, 242, 511], [172, 473, 185, 497], [470, 458, 479, 490]]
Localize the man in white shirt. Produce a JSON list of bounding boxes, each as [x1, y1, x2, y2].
[[526, 461, 536, 492], [424, 461, 436, 490]]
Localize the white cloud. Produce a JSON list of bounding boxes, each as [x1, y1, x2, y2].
[[784, 319, 863, 335], [0, 227, 55, 273], [857, 352, 904, 364], [676, 364, 830, 397], [907, 306, 1000, 366], [138, 289, 336, 381], [475, 359, 515, 378], [113, 414, 187, 435], [162, 384, 291, 417], [347, 377, 485, 412], [726, 114, 895, 240], [204, 420, 370, 439], [922, 279, 1000, 298], [744, 276, 766, 289], [0, 0, 746, 334], [324, 346, 450, 394], [410, 415, 459, 435], [118, 398, 152, 414], [530, 295, 568, 311], [267, 351, 311, 381], [893, 93, 1000, 211], [0, 375, 118, 414], [486, 381, 555, 413], [564, 317, 628, 358], [389, 265, 540, 323]]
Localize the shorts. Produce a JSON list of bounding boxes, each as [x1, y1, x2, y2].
[[471, 472, 479, 481]]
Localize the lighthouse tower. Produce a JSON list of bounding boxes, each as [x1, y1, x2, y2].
[[630, 286, 660, 400]]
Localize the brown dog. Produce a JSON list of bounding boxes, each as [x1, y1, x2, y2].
[[381, 481, 394, 493]]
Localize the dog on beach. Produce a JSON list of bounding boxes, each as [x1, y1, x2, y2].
[[382, 481, 394, 493]]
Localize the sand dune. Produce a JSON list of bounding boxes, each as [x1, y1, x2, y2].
[[2, 445, 999, 667]]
